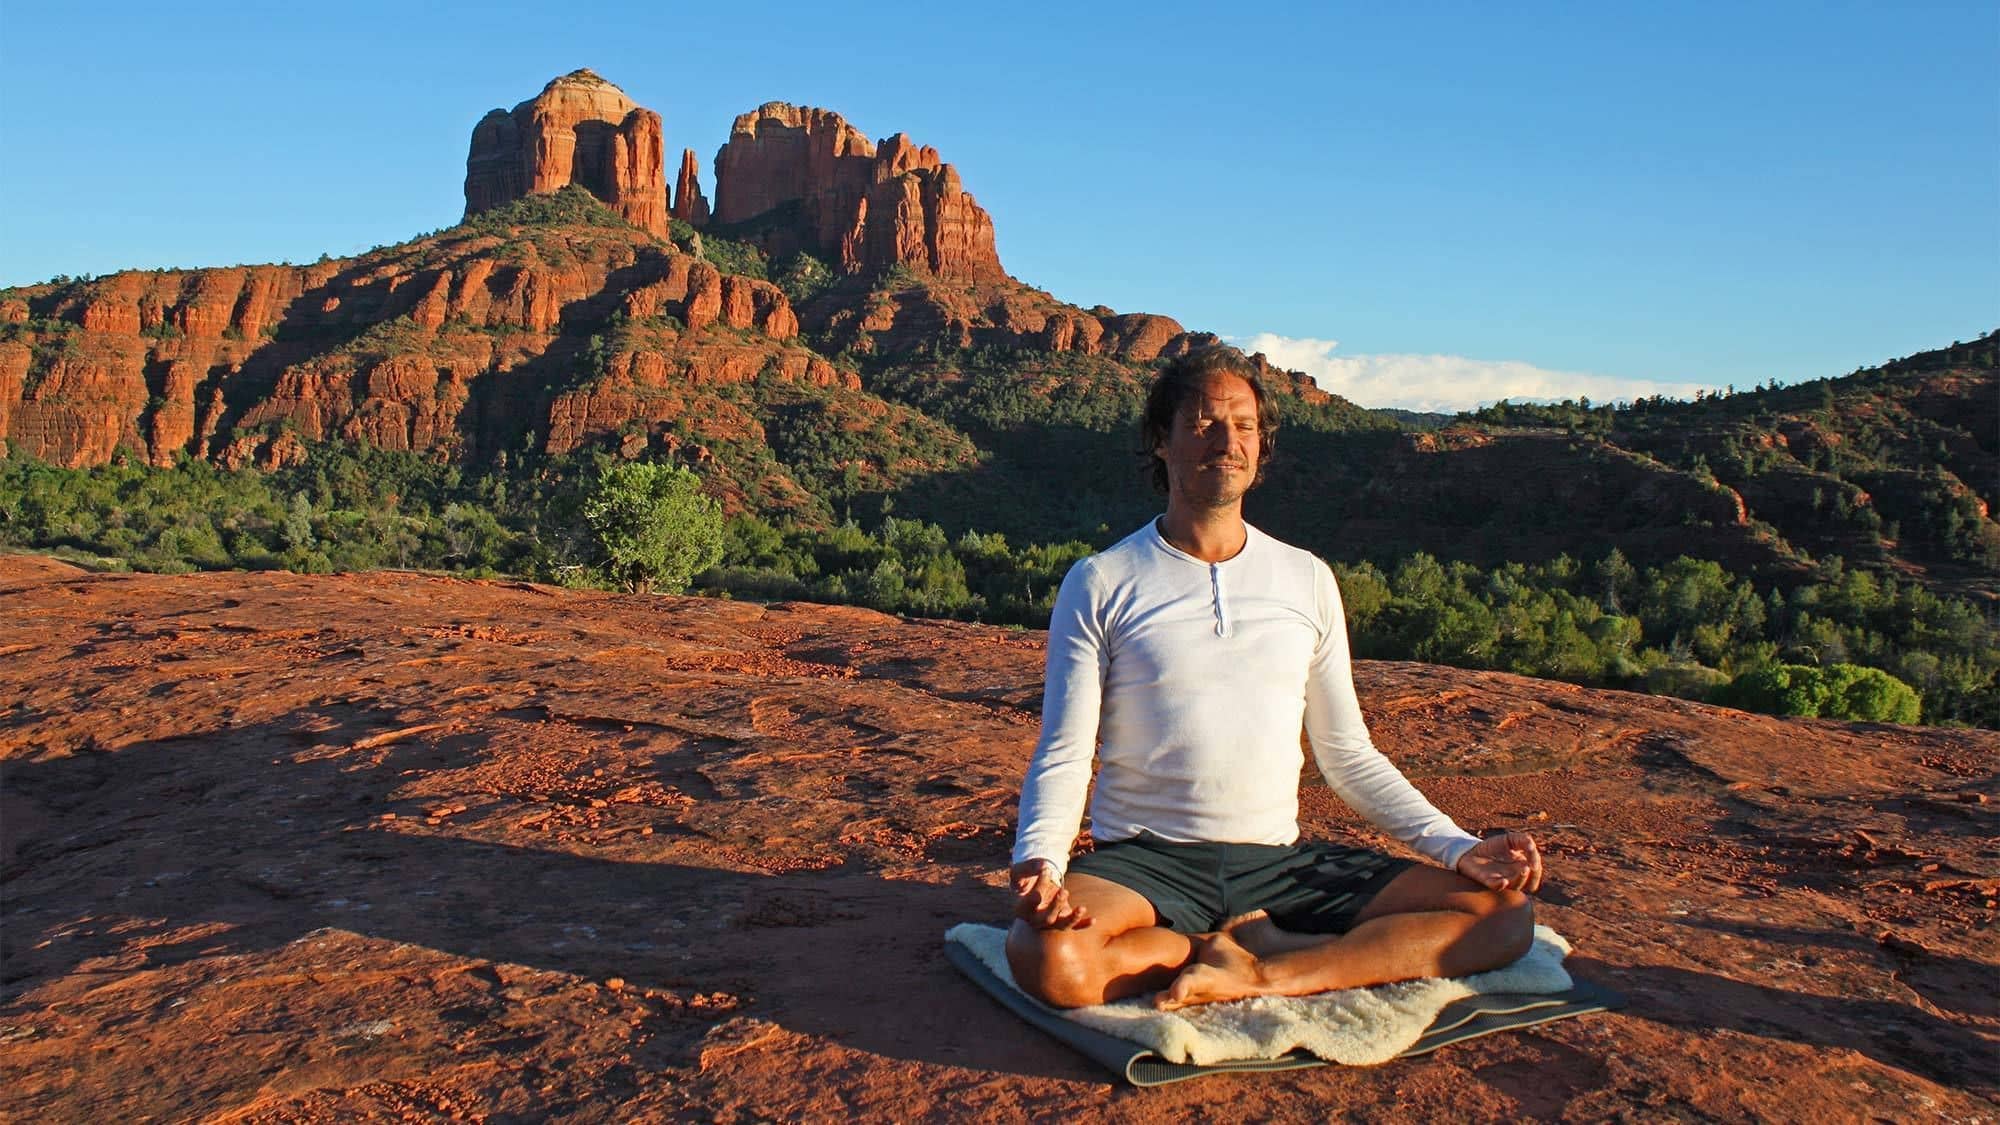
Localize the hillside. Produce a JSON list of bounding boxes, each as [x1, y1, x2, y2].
[[2, 559, 1994, 1120], [1468, 338, 1999, 599]]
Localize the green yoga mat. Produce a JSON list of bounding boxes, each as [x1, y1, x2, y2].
[[943, 937, 1625, 1087]]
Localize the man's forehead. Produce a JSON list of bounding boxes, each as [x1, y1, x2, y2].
[[1178, 373, 1259, 414]]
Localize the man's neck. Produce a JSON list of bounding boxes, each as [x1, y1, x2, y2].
[[1157, 503, 1248, 563]]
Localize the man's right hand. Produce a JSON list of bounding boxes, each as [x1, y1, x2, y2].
[[1011, 860, 1092, 930]]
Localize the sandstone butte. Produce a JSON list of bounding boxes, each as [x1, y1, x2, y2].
[[710, 102, 1006, 284], [465, 74, 1004, 284], [465, 69, 671, 237], [1, 554, 1994, 1121], [0, 71, 1206, 473]]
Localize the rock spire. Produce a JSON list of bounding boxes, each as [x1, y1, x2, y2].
[[672, 148, 711, 225]]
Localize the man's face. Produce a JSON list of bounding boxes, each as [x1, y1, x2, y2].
[[1156, 373, 1262, 509]]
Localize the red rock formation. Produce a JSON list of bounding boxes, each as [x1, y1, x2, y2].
[[712, 103, 1004, 283], [0, 341, 33, 460], [465, 69, 669, 237], [543, 342, 853, 458], [815, 281, 1202, 362], [618, 255, 798, 339], [672, 149, 710, 226], [712, 103, 872, 227]]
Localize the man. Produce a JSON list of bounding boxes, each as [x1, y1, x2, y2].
[[1007, 348, 1543, 1011]]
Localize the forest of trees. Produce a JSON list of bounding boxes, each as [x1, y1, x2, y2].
[[4, 443, 1993, 727]]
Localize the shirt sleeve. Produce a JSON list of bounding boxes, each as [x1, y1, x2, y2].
[[1011, 559, 1108, 882], [1303, 560, 1482, 871]]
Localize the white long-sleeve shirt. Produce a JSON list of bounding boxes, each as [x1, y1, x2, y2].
[[1012, 520, 1483, 881]]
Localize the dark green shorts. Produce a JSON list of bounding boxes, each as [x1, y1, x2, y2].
[[1067, 834, 1413, 935]]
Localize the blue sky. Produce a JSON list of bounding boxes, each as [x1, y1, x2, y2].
[[3, 2, 1994, 410]]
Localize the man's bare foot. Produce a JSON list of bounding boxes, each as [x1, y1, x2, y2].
[[1155, 931, 1273, 1011]]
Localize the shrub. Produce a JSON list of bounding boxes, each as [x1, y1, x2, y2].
[[1713, 662, 1921, 723], [581, 461, 725, 594]]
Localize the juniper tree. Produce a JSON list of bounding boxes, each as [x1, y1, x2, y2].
[[581, 461, 724, 594]]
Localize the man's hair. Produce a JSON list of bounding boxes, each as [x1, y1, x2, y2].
[[1140, 347, 1281, 493]]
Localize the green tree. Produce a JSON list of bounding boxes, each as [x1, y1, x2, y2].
[[582, 462, 724, 594], [282, 491, 316, 552]]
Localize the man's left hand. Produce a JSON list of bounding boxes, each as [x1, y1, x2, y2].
[[1455, 830, 1544, 893]]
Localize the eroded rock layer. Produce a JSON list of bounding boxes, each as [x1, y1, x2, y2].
[[0, 231, 839, 488]]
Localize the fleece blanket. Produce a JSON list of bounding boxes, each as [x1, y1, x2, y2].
[[945, 922, 1596, 1073]]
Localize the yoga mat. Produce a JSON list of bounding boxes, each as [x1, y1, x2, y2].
[[943, 935, 1624, 1087]]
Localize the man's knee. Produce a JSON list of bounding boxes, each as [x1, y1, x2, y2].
[[1481, 887, 1535, 958], [1006, 920, 1110, 1009]]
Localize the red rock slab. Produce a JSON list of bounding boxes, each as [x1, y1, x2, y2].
[[0, 560, 1993, 1121]]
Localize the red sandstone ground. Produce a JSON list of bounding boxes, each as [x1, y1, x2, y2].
[[1, 555, 1994, 1122]]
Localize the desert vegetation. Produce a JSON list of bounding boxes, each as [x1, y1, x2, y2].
[[3, 441, 1992, 726]]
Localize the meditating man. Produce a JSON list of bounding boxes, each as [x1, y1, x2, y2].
[[1007, 347, 1544, 1011]]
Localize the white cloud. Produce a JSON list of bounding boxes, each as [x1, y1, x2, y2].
[[1228, 333, 1722, 414]]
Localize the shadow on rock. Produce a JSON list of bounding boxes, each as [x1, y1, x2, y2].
[[0, 712, 1086, 1083], [1576, 956, 1996, 1096]]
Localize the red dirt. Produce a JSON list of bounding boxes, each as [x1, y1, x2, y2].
[[1, 556, 1993, 1122]]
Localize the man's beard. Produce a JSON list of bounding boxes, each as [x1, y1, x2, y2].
[[1182, 467, 1253, 508]]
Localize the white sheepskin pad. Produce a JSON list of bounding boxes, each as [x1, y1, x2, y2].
[[945, 922, 1573, 1067]]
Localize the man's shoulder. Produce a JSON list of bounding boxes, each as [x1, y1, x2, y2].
[[1104, 520, 1163, 557], [1246, 524, 1332, 575], [1077, 521, 1162, 575]]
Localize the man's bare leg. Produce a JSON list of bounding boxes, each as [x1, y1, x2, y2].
[[1006, 873, 1198, 1008], [1159, 866, 1534, 1010], [1218, 909, 1336, 956]]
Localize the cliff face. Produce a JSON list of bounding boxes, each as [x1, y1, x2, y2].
[[465, 69, 669, 237], [0, 265, 330, 468], [712, 103, 1005, 283], [0, 226, 826, 476]]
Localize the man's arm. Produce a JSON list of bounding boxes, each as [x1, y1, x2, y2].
[[1302, 562, 1487, 871], [1010, 562, 1107, 911]]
